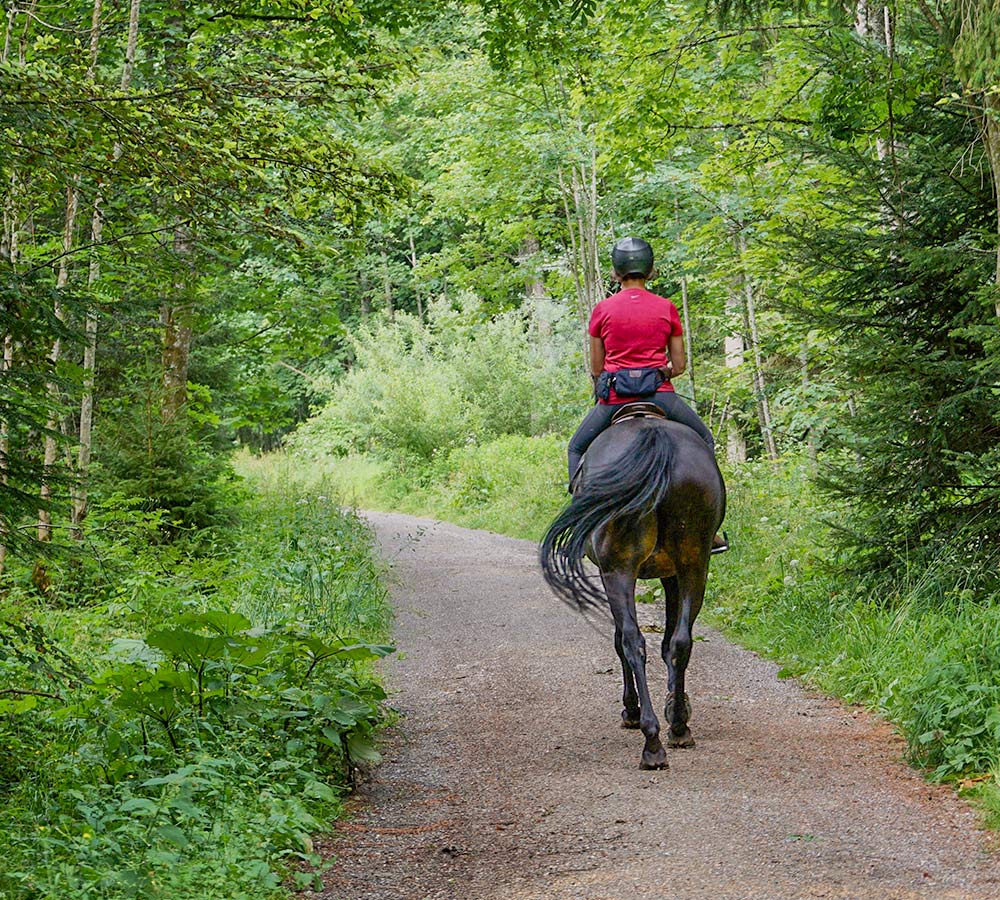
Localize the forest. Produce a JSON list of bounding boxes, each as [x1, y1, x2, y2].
[[2, 1, 1000, 897]]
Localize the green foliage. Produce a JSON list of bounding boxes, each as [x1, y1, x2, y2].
[[424, 434, 568, 537], [789, 97, 1000, 574], [289, 293, 586, 464], [707, 456, 1000, 790], [92, 415, 243, 536], [0, 467, 393, 899]]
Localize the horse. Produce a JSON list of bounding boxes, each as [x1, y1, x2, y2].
[[540, 405, 726, 769]]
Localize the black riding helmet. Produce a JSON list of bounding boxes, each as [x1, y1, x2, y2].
[[611, 236, 654, 280]]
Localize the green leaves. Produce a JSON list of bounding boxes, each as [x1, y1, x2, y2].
[[88, 606, 394, 768]]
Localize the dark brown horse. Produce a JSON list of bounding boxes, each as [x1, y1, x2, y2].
[[540, 409, 725, 769]]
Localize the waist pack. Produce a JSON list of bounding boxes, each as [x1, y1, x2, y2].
[[611, 367, 663, 399]]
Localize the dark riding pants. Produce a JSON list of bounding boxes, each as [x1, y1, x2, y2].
[[567, 392, 715, 483]]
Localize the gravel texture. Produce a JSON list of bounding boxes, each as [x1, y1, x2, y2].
[[317, 512, 1000, 900]]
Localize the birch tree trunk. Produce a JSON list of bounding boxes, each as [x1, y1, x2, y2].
[[737, 232, 777, 460], [679, 273, 697, 409], [1, 174, 22, 572], [674, 200, 696, 409], [41, 0, 104, 540], [71, 203, 104, 537], [380, 247, 394, 319], [0, 328, 12, 575], [724, 286, 747, 464], [73, 0, 141, 535], [39, 185, 80, 540], [0, 2, 33, 571]]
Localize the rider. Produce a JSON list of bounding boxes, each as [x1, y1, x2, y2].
[[567, 237, 727, 551]]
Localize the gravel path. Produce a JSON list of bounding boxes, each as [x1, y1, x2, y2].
[[318, 512, 1000, 900]]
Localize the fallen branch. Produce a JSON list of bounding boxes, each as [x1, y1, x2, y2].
[[0, 687, 63, 701]]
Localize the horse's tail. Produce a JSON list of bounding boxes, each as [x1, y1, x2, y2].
[[540, 426, 673, 611]]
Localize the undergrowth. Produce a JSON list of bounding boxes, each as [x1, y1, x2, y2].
[[0, 465, 393, 899]]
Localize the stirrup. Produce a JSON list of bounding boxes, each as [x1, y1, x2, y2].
[[711, 531, 730, 555]]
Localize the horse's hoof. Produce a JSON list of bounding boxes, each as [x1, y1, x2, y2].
[[640, 746, 668, 770], [621, 709, 641, 729], [667, 727, 695, 749]]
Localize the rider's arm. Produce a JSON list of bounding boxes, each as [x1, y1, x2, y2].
[[590, 336, 606, 377], [666, 335, 686, 379]]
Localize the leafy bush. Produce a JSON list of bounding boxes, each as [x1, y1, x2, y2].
[[92, 384, 244, 536], [426, 433, 567, 538], [288, 293, 586, 464], [0, 466, 394, 900]]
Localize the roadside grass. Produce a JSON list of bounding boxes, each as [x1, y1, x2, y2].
[[0, 463, 393, 900], [271, 434, 567, 540], [281, 438, 1000, 819]]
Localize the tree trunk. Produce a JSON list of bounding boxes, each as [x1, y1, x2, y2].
[[0, 329, 12, 575], [73, 0, 139, 536], [679, 273, 697, 409], [0, 170, 21, 574], [674, 199, 696, 409], [381, 247, 394, 319], [359, 270, 371, 317], [39, 184, 80, 541], [985, 93, 1000, 315], [409, 232, 423, 320], [800, 341, 818, 466], [724, 286, 747, 464], [733, 230, 777, 459], [558, 144, 603, 372], [161, 226, 194, 423], [71, 202, 102, 537], [520, 235, 547, 303], [43, 0, 102, 541], [0, 1, 30, 568]]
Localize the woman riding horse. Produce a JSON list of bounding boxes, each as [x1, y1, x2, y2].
[[567, 237, 726, 553], [542, 237, 728, 769]]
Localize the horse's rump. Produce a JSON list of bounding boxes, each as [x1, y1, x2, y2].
[[540, 421, 677, 610]]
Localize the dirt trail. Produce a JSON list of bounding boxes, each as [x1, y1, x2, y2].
[[318, 512, 1000, 900]]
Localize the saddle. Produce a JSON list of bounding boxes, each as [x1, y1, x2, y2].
[[610, 402, 667, 426]]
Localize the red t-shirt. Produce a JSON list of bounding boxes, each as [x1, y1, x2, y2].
[[589, 287, 682, 404]]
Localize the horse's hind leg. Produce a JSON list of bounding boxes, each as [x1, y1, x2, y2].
[[662, 569, 705, 749], [614, 627, 640, 728], [602, 570, 666, 769], [661, 575, 680, 694]]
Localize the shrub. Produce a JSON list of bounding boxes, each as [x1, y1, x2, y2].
[[288, 293, 587, 464]]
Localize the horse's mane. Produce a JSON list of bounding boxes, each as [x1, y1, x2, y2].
[[539, 424, 673, 611]]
